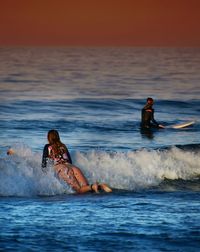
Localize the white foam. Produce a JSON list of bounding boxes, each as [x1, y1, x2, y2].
[[73, 147, 200, 190], [0, 144, 71, 196], [0, 144, 200, 196]]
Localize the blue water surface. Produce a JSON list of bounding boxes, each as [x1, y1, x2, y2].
[[0, 47, 200, 251]]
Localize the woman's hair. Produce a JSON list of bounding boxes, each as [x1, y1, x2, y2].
[[47, 129, 67, 155], [48, 129, 61, 145]]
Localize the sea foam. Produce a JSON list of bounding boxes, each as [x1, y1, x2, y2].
[[0, 143, 199, 196]]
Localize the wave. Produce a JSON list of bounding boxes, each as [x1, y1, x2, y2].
[[0, 143, 200, 196]]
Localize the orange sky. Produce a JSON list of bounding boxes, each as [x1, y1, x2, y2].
[[0, 0, 200, 46]]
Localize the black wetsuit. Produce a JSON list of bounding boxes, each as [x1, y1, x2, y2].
[[141, 104, 159, 129], [42, 144, 72, 168]]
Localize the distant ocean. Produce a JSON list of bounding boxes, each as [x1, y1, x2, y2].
[[0, 47, 200, 251]]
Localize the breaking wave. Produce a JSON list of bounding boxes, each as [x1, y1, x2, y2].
[[0, 143, 200, 196]]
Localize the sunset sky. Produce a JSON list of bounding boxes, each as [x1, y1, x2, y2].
[[0, 0, 200, 47]]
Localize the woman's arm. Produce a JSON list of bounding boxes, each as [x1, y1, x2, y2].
[[41, 144, 49, 168]]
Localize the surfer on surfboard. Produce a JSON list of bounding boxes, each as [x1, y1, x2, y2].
[[141, 97, 165, 129], [140, 97, 195, 130], [42, 129, 112, 194]]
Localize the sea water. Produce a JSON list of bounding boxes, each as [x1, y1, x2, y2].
[[0, 47, 200, 251]]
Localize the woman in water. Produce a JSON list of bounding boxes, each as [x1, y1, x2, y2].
[[42, 129, 112, 194]]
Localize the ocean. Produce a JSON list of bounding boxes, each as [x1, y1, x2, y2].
[[0, 47, 200, 251]]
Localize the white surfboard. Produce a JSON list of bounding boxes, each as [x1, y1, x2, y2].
[[169, 121, 195, 129]]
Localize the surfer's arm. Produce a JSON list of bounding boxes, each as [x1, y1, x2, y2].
[[151, 111, 159, 127], [152, 119, 165, 128], [151, 110, 165, 128], [41, 144, 49, 170]]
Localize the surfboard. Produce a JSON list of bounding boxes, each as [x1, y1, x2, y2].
[[169, 121, 195, 129]]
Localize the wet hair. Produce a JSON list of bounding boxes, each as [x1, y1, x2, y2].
[[48, 129, 61, 145], [47, 129, 67, 155]]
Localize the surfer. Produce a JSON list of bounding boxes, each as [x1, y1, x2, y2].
[[141, 97, 165, 129], [42, 129, 112, 194], [7, 148, 15, 155]]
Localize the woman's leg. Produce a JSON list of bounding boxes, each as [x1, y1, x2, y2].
[[71, 166, 99, 193], [55, 163, 99, 193], [70, 166, 88, 186], [69, 165, 111, 193], [99, 183, 112, 192], [55, 164, 82, 192]]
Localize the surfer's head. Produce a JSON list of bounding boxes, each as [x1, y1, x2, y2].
[[7, 148, 15, 155], [147, 97, 154, 105], [47, 129, 61, 145]]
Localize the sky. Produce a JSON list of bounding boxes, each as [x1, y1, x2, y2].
[[0, 0, 200, 47]]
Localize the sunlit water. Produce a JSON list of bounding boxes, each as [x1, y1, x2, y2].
[[0, 47, 200, 251]]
